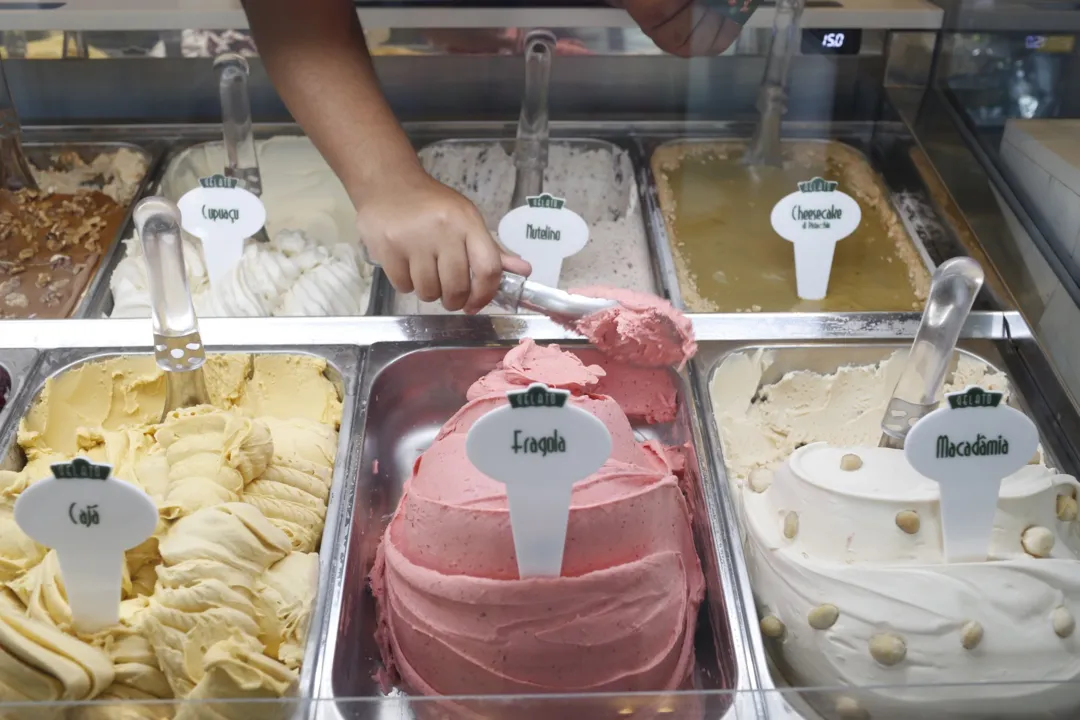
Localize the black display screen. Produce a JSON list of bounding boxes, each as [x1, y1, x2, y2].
[[800, 29, 862, 55]]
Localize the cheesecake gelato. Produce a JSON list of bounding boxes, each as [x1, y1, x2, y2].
[[0, 352, 343, 713], [394, 141, 655, 314], [372, 341, 704, 703], [653, 141, 931, 312], [108, 136, 373, 318], [711, 349, 1080, 719]]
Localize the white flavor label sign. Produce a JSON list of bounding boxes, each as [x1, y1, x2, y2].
[[14, 458, 158, 633], [770, 177, 862, 300], [177, 174, 267, 286], [465, 383, 612, 578], [905, 386, 1039, 563], [497, 194, 589, 288]]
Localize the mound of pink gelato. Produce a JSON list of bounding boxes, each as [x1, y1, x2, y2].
[[468, 339, 678, 424], [570, 287, 697, 369], [371, 342, 704, 701]]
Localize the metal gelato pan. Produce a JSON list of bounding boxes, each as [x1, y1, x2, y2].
[[317, 342, 761, 719], [0, 344, 365, 712], [389, 137, 663, 315], [83, 136, 389, 319], [694, 340, 1078, 720], [17, 141, 155, 319]]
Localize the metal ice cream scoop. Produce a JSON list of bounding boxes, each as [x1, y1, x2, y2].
[[214, 52, 270, 244], [879, 257, 985, 449], [0, 56, 37, 191], [744, 0, 806, 167], [491, 272, 617, 319], [133, 197, 211, 421]]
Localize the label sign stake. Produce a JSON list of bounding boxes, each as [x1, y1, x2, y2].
[[497, 194, 589, 289], [465, 383, 612, 578], [904, 386, 1040, 563], [176, 174, 267, 287], [14, 458, 158, 633], [770, 177, 862, 300]]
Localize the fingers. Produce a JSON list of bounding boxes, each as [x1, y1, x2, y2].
[[501, 252, 532, 277], [410, 252, 441, 303], [371, 243, 414, 295], [437, 242, 471, 312], [623, 0, 738, 57], [463, 231, 504, 314]]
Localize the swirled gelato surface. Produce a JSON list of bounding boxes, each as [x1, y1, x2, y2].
[[371, 342, 704, 701], [711, 349, 1080, 719], [108, 137, 372, 317], [0, 352, 342, 714]]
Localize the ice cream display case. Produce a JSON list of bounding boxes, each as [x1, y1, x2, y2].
[[2, 0, 1080, 718]]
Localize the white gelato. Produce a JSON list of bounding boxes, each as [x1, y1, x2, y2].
[[107, 136, 372, 317], [394, 141, 655, 314], [712, 350, 1080, 719]]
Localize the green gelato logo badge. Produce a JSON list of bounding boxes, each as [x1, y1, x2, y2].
[[947, 387, 1004, 410], [797, 177, 839, 193], [508, 384, 569, 409], [198, 174, 239, 189], [525, 193, 566, 210], [51, 458, 111, 481]]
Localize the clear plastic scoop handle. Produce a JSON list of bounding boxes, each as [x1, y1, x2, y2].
[[214, 53, 263, 197], [880, 256, 985, 448], [510, 30, 556, 209]]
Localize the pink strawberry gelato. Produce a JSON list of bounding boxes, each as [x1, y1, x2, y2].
[[570, 287, 697, 369], [468, 339, 678, 424], [370, 343, 704, 703]]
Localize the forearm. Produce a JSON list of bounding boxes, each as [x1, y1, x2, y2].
[[242, 0, 421, 206]]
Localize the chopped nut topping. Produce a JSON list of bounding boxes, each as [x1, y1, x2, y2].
[[1022, 526, 1055, 558], [760, 615, 786, 639], [1052, 607, 1075, 638], [895, 510, 920, 535], [808, 604, 839, 630], [783, 511, 799, 539], [960, 620, 983, 650], [840, 453, 863, 471], [869, 633, 906, 666]]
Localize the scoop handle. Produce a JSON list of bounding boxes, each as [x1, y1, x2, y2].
[[492, 272, 617, 318], [880, 257, 985, 447], [510, 30, 555, 209], [0, 57, 36, 191], [214, 53, 263, 196], [134, 197, 207, 373]]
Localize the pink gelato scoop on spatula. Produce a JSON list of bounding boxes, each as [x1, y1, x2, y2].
[[569, 286, 697, 370], [489, 273, 697, 369]]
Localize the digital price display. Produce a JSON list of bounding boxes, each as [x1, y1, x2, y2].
[[800, 29, 863, 55]]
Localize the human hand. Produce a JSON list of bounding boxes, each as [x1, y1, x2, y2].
[[614, 0, 744, 57], [356, 169, 531, 313]]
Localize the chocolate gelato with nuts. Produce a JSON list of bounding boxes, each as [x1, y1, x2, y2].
[[0, 188, 124, 318]]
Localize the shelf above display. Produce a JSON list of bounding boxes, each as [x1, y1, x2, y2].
[[0, 0, 943, 32]]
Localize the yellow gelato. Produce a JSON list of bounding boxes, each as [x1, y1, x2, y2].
[[255, 552, 318, 670], [0, 604, 115, 704], [243, 418, 337, 552], [0, 353, 343, 714], [144, 503, 292, 697], [174, 635, 297, 720], [155, 407, 273, 520], [0, 471, 46, 583], [234, 354, 342, 427]]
